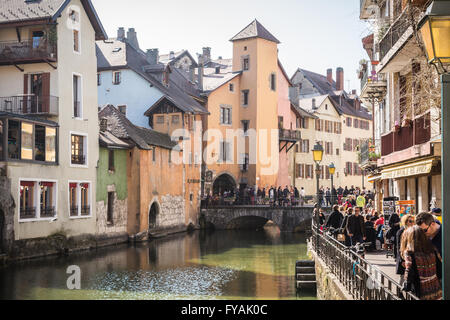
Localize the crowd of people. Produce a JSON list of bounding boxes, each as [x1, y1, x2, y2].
[[315, 204, 443, 300], [203, 184, 374, 208]]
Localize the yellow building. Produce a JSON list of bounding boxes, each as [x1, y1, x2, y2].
[[290, 68, 373, 196], [201, 20, 301, 194]]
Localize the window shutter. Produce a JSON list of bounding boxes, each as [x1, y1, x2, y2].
[[23, 74, 28, 112], [42, 72, 50, 113]]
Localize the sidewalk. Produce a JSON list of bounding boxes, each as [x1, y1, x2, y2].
[[364, 251, 400, 283]]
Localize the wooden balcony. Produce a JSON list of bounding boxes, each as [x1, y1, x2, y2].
[[0, 95, 59, 116], [380, 113, 431, 158], [279, 129, 301, 142], [0, 40, 57, 66]]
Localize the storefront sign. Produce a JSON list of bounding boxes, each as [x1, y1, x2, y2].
[[381, 159, 433, 180]]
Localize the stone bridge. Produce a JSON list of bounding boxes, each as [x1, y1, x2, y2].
[[200, 206, 314, 232]]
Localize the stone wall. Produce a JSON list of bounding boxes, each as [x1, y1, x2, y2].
[[309, 248, 352, 300], [0, 176, 15, 254], [158, 195, 185, 229], [96, 196, 128, 236]]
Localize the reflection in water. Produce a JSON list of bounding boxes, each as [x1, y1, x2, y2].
[[0, 227, 315, 300]]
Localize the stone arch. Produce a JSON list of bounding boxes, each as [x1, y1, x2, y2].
[[212, 172, 237, 195], [226, 215, 271, 230], [148, 201, 160, 231]]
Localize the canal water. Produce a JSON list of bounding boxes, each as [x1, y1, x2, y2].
[[0, 227, 315, 300]]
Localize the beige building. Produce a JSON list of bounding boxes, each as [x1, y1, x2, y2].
[[290, 68, 373, 196], [0, 0, 106, 252]]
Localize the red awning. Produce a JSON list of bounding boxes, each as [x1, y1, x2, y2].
[[41, 182, 54, 187], [21, 181, 35, 187]]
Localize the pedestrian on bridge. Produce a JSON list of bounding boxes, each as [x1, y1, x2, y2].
[[346, 207, 366, 246]]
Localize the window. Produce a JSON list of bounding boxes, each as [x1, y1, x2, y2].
[[172, 115, 180, 124], [118, 105, 127, 115], [240, 153, 249, 172], [346, 117, 352, 127], [20, 181, 36, 219], [296, 164, 305, 179], [336, 148, 340, 156], [242, 56, 250, 71], [219, 141, 232, 163], [73, 29, 80, 53], [242, 120, 249, 135], [345, 162, 353, 176], [108, 149, 114, 171], [31, 30, 44, 49], [300, 139, 310, 153], [229, 83, 234, 92], [69, 182, 91, 217], [20, 180, 56, 220], [21, 122, 33, 160], [73, 74, 82, 118], [113, 71, 121, 85], [40, 182, 55, 218], [71, 134, 86, 166], [270, 73, 276, 91], [156, 115, 165, 124], [297, 117, 308, 129], [242, 90, 249, 106], [220, 106, 232, 125], [354, 119, 359, 128], [325, 142, 333, 155], [107, 192, 114, 224], [306, 165, 314, 179], [97, 73, 101, 86]]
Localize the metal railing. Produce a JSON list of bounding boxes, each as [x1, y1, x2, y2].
[[20, 207, 36, 219], [201, 195, 340, 208], [378, 8, 411, 62], [311, 224, 419, 300], [0, 40, 57, 64], [0, 95, 59, 116]]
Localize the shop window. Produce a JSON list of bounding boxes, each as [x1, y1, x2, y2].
[[20, 181, 36, 219], [40, 182, 55, 218]]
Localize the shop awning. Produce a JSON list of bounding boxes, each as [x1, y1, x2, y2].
[[368, 174, 382, 183], [381, 159, 435, 180]]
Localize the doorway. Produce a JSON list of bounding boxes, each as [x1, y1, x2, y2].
[[149, 202, 159, 230]]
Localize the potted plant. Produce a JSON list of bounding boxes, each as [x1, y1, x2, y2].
[[394, 121, 401, 132], [401, 118, 413, 127]]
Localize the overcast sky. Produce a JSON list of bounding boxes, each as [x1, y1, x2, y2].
[[91, 0, 371, 94]]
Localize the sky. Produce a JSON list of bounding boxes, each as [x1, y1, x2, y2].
[[91, 0, 371, 94]]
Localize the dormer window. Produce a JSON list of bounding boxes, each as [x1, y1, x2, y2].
[[163, 71, 169, 87]]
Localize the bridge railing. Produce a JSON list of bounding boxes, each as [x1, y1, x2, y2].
[[310, 223, 419, 300], [201, 195, 331, 209]]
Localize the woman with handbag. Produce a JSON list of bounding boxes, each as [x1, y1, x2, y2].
[[401, 225, 442, 300]]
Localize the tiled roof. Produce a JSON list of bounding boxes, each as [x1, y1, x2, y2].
[[96, 38, 208, 115], [298, 68, 336, 96], [99, 131, 132, 149], [0, 0, 107, 40], [230, 19, 280, 44], [159, 50, 198, 68], [99, 105, 177, 150], [329, 95, 372, 120]]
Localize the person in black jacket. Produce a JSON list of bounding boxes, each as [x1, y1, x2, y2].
[[340, 208, 353, 247], [389, 211, 401, 258], [346, 207, 366, 246], [326, 205, 343, 230]]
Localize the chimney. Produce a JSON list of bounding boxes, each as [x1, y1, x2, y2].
[[117, 27, 125, 41], [352, 89, 357, 95], [354, 98, 361, 111], [327, 68, 333, 84], [202, 47, 211, 64], [312, 98, 316, 109], [126, 28, 139, 49], [198, 55, 204, 90], [336, 67, 344, 91], [146, 48, 159, 65], [100, 118, 107, 132], [215, 66, 220, 74], [169, 51, 175, 60]]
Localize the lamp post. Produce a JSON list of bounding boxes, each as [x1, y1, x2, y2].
[[312, 142, 324, 208], [329, 163, 336, 205], [418, 0, 450, 299]]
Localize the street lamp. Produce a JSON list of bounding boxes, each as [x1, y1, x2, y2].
[[418, 0, 450, 300], [312, 142, 324, 208], [329, 163, 336, 205]]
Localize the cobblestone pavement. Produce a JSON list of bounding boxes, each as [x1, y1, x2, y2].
[[365, 251, 400, 283]]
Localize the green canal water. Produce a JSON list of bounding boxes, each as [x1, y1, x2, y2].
[[0, 228, 316, 300]]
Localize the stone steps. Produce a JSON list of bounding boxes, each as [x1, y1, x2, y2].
[[295, 260, 316, 292]]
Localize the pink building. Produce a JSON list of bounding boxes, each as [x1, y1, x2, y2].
[[277, 61, 301, 187]]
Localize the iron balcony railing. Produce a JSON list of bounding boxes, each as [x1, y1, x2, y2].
[[70, 206, 78, 217], [40, 206, 56, 218], [20, 207, 36, 219], [0, 40, 57, 65], [0, 95, 59, 116], [378, 8, 411, 62], [279, 129, 301, 142], [81, 206, 90, 216], [310, 224, 419, 300]]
